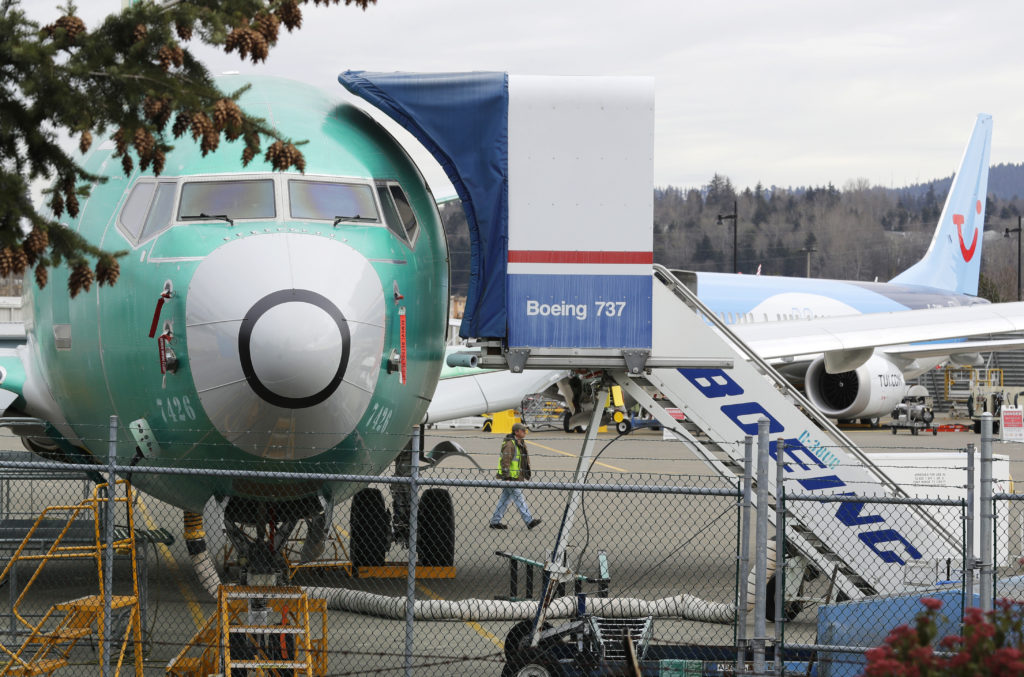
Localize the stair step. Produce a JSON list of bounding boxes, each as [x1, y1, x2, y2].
[[229, 626, 308, 635], [28, 626, 92, 642], [229, 659, 309, 668], [5, 657, 69, 676]]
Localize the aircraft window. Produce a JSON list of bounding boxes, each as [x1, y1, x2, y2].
[[288, 180, 379, 223], [119, 182, 156, 241], [139, 182, 176, 242], [388, 185, 419, 241], [377, 185, 409, 242], [178, 179, 275, 221]]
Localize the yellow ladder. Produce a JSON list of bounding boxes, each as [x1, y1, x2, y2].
[[220, 585, 320, 676], [0, 480, 143, 676]]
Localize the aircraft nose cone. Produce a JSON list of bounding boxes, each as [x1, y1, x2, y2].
[[240, 290, 350, 408], [186, 234, 385, 459]]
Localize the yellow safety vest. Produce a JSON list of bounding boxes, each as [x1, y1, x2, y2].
[[498, 439, 523, 479]]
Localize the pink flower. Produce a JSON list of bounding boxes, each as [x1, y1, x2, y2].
[[920, 597, 943, 611]]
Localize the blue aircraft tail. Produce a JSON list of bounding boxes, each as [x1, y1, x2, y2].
[[889, 114, 992, 296]]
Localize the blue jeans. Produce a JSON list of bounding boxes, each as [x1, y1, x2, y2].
[[491, 485, 533, 525]]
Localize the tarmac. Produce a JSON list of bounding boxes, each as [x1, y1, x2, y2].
[[0, 417, 1020, 674]]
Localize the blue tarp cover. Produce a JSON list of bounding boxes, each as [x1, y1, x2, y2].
[[338, 70, 509, 338]]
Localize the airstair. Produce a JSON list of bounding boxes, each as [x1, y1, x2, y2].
[[0, 479, 143, 676], [609, 265, 962, 600]]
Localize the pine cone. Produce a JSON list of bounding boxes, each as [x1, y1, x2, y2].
[[68, 263, 94, 298], [65, 190, 79, 218], [48, 192, 64, 218], [212, 99, 243, 131], [96, 258, 120, 287], [276, 1, 303, 31], [0, 248, 12, 278], [175, 20, 193, 41], [172, 112, 190, 139], [241, 145, 257, 166], [10, 248, 28, 276], [264, 141, 304, 172], [78, 130, 92, 154], [52, 15, 86, 40], [112, 127, 128, 155], [152, 148, 166, 175], [133, 23, 147, 43], [254, 13, 280, 43], [34, 265, 48, 290], [200, 129, 219, 156], [189, 112, 213, 141], [24, 226, 48, 256]]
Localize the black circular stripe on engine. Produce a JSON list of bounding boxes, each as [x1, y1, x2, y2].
[[238, 289, 350, 409]]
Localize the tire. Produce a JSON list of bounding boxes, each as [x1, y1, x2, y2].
[[562, 411, 572, 433], [516, 664, 554, 677], [891, 427, 897, 435], [616, 420, 631, 434], [416, 488, 455, 567], [350, 488, 391, 568], [911, 427, 919, 436], [974, 419, 982, 434], [504, 621, 552, 666]]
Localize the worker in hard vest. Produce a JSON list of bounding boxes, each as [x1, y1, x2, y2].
[[489, 422, 542, 530]]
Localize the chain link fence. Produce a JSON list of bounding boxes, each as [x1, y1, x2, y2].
[[0, 421, 1013, 676]]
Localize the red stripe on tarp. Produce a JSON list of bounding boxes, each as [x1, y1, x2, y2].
[[507, 250, 653, 264]]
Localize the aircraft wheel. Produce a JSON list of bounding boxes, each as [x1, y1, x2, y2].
[[891, 427, 897, 435], [616, 420, 632, 434], [974, 420, 982, 434], [562, 412, 572, 433], [911, 427, 919, 436], [350, 488, 391, 568], [933, 427, 938, 436], [416, 488, 455, 567]]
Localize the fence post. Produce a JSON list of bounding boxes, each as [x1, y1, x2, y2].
[[102, 415, 117, 677], [774, 437, 785, 676], [965, 443, 975, 610], [980, 414, 994, 612], [404, 427, 421, 677], [753, 419, 770, 675], [736, 436, 754, 673]]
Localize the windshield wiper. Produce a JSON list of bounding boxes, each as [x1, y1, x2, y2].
[[182, 212, 235, 227], [333, 214, 376, 227]]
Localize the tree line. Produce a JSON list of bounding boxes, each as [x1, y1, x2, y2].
[[440, 164, 1024, 303]]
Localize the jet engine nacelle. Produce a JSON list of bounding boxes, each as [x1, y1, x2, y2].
[[804, 354, 909, 420]]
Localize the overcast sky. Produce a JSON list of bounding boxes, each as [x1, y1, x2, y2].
[[53, 1, 1024, 196]]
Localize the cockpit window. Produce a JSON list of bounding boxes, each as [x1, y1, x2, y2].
[[388, 185, 419, 242], [118, 180, 177, 245], [178, 179, 275, 221], [288, 180, 379, 223], [139, 182, 176, 242], [118, 182, 156, 241], [376, 182, 419, 246]]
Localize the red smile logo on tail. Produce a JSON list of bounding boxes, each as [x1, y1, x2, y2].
[[955, 209, 978, 262]]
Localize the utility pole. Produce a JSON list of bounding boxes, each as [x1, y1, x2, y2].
[[717, 200, 738, 274], [799, 246, 817, 278], [1005, 215, 1022, 302]]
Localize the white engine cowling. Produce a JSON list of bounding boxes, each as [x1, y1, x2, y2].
[[804, 354, 910, 420]]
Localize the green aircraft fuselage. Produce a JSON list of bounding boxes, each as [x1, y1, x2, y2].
[[15, 76, 449, 514]]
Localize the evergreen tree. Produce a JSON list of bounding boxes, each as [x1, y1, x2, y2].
[[0, 0, 374, 296]]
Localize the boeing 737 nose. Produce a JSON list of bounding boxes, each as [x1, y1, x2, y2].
[[185, 233, 385, 459]]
